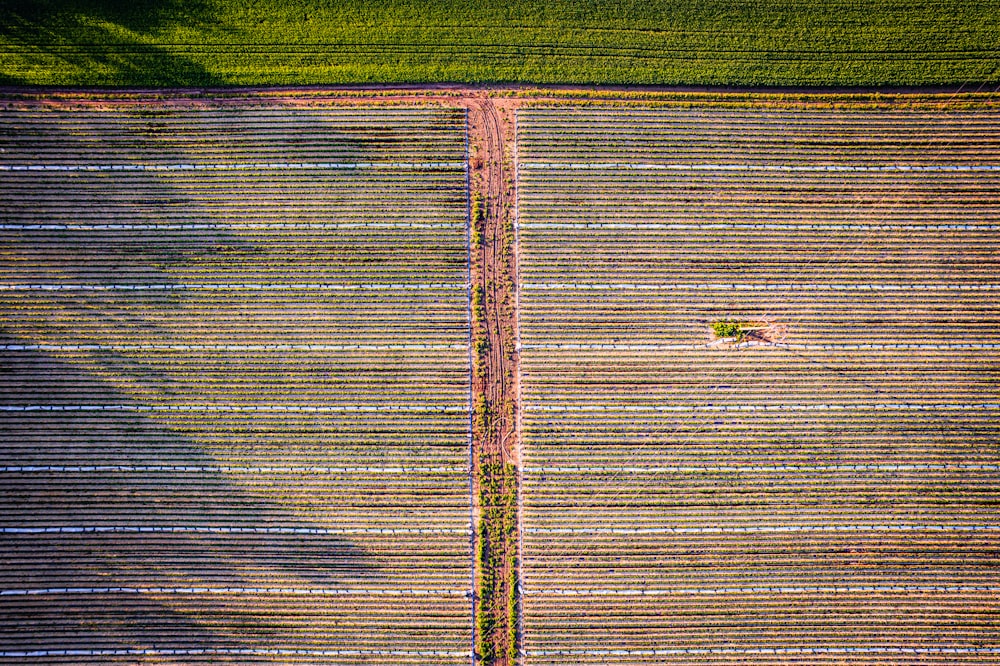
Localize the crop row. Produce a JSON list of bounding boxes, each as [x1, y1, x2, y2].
[[0, 172, 467, 229], [0, 594, 471, 664], [518, 176, 1000, 228], [518, 108, 1000, 164], [519, 290, 999, 346], [0, 410, 468, 449], [0, 108, 466, 164]]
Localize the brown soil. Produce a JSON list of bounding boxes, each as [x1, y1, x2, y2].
[[8, 85, 994, 119], [467, 94, 519, 464]]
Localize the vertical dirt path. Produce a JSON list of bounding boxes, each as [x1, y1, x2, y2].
[[26, 85, 529, 665], [467, 92, 522, 665]]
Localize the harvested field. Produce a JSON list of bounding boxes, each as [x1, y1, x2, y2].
[[0, 104, 472, 663], [516, 105, 1000, 664], [1, 1, 999, 86]]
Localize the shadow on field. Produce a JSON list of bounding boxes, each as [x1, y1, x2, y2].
[[0, 0, 219, 85], [0, 106, 391, 655], [0, 340, 375, 653]]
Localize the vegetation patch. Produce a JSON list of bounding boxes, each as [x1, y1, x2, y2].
[[472, 193, 485, 248], [711, 319, 784, 344], [476, 460, 518, 664]]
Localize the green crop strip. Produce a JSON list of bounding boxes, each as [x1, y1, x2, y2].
[[2, 0, 999, 86]]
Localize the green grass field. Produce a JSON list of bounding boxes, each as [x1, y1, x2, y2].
[[2, 0, 1000, 88]]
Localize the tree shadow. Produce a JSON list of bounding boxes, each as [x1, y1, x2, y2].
[[0, 0, 219, 86]]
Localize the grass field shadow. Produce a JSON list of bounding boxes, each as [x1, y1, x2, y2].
[[0, 0, 219, 86]]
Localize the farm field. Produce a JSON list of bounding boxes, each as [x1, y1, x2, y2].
[[516, 105, 1000, 663], [0, 103, 472, 662], [2, 0, 1000, 86]]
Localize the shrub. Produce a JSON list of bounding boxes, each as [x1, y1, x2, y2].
[[471, 193, 486, 248], [474, 335, 490, 357], [472, 193, 486, 224]]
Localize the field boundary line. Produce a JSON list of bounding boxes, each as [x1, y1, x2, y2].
[[525, 585, 1000, 596], [0, 465, 466, 474], [2, 223, 466, 231], [2, 344, 466, 352], [520, 342, 1000, 351], [525, 403, 1000, 413], [464, 105, 478, 666], [0, 649, 471, 658], [527, 463, 1000, 474], [0, 404, 468, 413], [0, 282, 469, 291], [521, 282, 998, 291], [520, 222, 1000, 231], [529, 647, 1000, 657]]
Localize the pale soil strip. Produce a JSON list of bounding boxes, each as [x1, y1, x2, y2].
[[522, 163, 1000, 172], [464, 106, 477, 665], [520, 343, 1000, 351], [0, 405, 467, 413], [0, 465, 465, 474], [1, 344, 466, 352], [0, 649, 469, 658], [0, 162, 466, 172], [525, 403, 999, 413], [526, 585, 1000, 596], [520, 223, 1000, 231], [2, 223, 465, 231], [1, 526, 468, 535], [521, 282, 998, 291], [0, 282, 468, 291], [0, 587, 469, 596], [529, 525, 1000, 535], [529, 647, 1000, 656], [528, 464, 1000, 474], [513, 111, 527, 665]]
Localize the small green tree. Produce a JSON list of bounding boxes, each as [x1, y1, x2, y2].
[[711, 320, 748, 341]]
